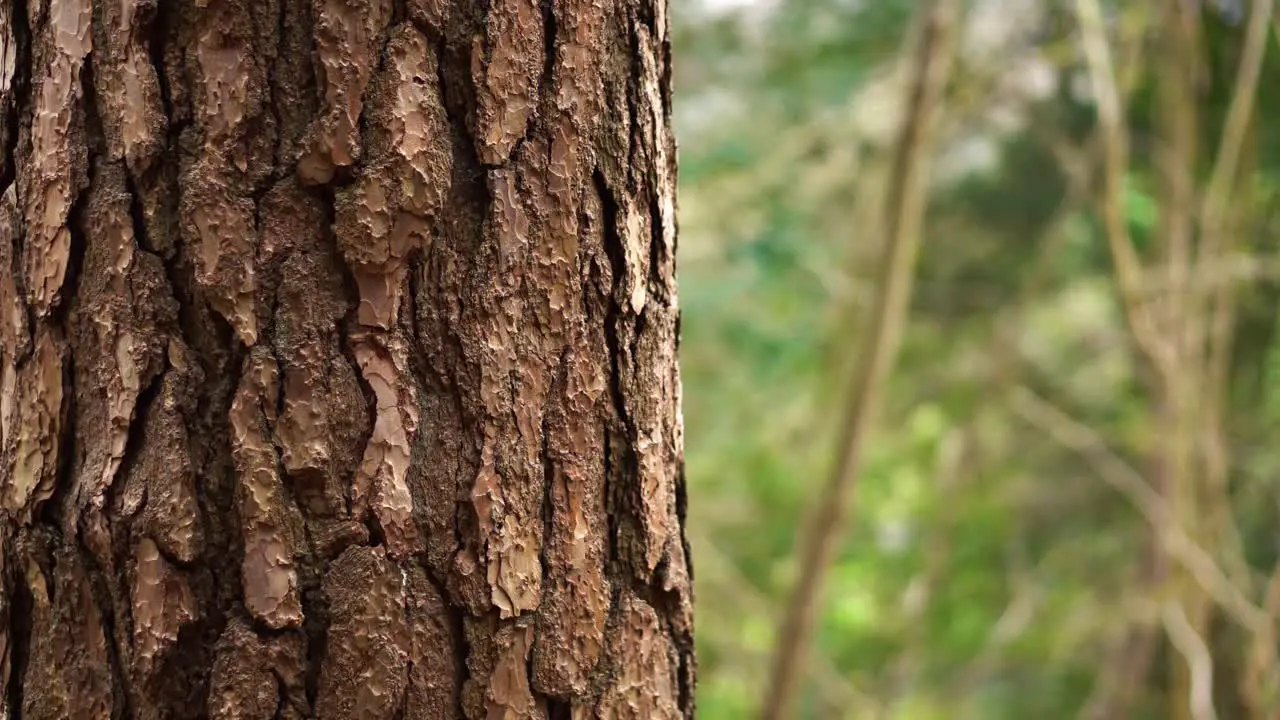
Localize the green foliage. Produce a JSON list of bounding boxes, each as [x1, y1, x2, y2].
[[760, 0, 917, 117], [675, 1, 1280, 718]]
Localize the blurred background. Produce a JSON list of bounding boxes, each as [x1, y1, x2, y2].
[[671, 0, 1280, 717]]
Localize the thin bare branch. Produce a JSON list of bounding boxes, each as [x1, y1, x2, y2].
[[1008, 386, 1269, 635], [1074, 0, 1172, 377], [692, 530, 872, 717], [759, 2, 961, 717], [1162, 601, 1221, 720], [1200, 0, 1273, 256]]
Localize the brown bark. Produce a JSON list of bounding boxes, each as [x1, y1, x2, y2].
[[0, 0, 692, 717]]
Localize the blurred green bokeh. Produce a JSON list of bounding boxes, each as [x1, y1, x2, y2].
[[674, 1, 1280, 717]]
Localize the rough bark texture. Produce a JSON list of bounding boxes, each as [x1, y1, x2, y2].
[[0, 0, 692, 717]]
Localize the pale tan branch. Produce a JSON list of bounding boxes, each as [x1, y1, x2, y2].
[[1162, 601, 1221, 720], [1008, 386, 1269, 635], [1243, 559, 1280, 717], [691, 530, 872, 716], [1073, 0, 1171, 377], [1200, 0, 1272, 262], [759, 2, 961, 717]]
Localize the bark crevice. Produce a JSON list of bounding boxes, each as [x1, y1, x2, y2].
[[596, 166, 631, 587], [0, 0, 30, 195], [144, 0, 175, 124], [4, 542, 29, 718], [78, 531, 136, 720]]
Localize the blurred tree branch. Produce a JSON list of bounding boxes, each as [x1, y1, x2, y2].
[[1162, 600, 1220, 720], [1075, 0, 1173, 376], [691, 530, 874, 717], [1074, 1, 1272, 716], [1008, 385, 1268, 634], [760, 1, 960, 717]]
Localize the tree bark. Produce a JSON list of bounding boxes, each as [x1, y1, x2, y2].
[[0, 0, 692, 717]]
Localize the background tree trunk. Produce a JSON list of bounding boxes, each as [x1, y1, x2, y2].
[[0, 0, 692, 717]]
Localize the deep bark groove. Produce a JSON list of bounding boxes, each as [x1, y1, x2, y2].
[[0, 0, 690, 717], [0, 0, 30, 195]]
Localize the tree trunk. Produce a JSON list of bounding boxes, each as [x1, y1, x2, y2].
[[0, 0, 692, 717]]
